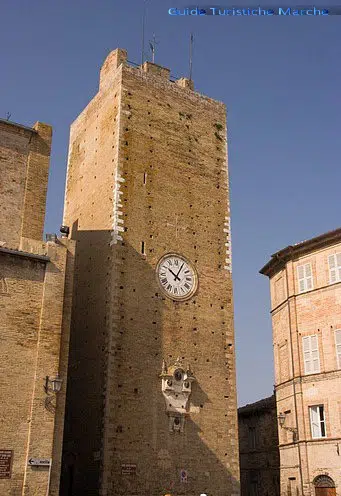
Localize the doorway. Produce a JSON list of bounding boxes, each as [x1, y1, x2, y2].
[[314, 475, 336, 496]]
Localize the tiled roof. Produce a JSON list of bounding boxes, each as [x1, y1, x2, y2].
[[238, 395, 276, 416]]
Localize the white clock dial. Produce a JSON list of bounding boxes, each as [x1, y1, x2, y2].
[[156, 254, 198, 301]]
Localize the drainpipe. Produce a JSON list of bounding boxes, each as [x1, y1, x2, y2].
[[291, 259, 312, 493], [283, 254, 305, 496], [46, 458, 52, 496]]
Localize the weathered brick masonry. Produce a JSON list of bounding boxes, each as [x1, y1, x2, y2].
[[238, 395, 280, 496], [261, 229, 341, 496], [0, 119, 75, 496], [0, 120, 51, 250], [61, 49, 239, 496]]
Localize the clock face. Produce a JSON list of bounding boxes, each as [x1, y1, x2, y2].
[[156, 253, 198, 301]]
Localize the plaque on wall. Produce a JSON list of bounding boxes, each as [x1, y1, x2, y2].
[[0, 450, 13, 479], [180, 469, 188, 483], [121, 464, 136, 475]]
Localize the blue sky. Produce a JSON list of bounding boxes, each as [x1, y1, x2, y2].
[[2, 0, 340, 406]]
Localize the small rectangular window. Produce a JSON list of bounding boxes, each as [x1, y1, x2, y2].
[[143, 172, 147, 185], [297, 263, 313, 293], [309, 405, 326, 439], [335, 330, 341, 369], [328, 253, 341, 284], [141, 241, 145, 255], [302, 335, 320, 374], [248, 427, 257, 449]]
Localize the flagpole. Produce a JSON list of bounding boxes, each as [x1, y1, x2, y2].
[[189, 33, 194, 81], [141, 0, 147, 65]]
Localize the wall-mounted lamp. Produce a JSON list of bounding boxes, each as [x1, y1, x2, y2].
[[60, 225, 70, 237], [44, 375, 63, 394], [278, 412, 286, 428], [277, 412, 298, 440]]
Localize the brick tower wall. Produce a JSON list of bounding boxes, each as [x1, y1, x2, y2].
[[62, 50, 239, 496]]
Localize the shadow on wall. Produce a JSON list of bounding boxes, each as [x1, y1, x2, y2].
[[60, 224, 239, 496]]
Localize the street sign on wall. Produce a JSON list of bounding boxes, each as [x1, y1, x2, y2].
[[28, 458, 51, 467]]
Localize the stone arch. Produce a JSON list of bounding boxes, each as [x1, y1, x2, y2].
[[314, 475, 336, 496], [314, 475, 335, 488]]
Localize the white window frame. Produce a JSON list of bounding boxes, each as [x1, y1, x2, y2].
[[297, 263, 313, 293], [335, 329, 341, 369], [328, 253, 341, 284], [309, 405, 326, 439], [302, 335, 320, 375]]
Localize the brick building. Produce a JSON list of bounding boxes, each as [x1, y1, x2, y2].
[[60, 48, 239, 496], [0, 118, 75, 495], [238, 395, 280, 496], [260, 228, 341, 496]]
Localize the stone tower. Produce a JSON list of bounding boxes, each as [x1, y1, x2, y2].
[[61, 48, 239, 496], [0, 118, 75, 496]]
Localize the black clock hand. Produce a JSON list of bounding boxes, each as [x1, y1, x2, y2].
[[176, 263, 184, 278], [168, 268, 181, 281]]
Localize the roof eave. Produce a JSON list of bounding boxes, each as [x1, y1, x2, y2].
[[0, 118, 38, 134], [260, 228, 341, 278], [0, 246, 50, 263]]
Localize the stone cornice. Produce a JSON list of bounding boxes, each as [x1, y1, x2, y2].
[[275, 368, 341, 391]]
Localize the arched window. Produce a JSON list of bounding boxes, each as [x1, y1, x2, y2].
[[314, 475, 335, 488], [314, 475, 336, 496]]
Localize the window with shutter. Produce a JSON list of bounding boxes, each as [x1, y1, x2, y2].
[[319, 406, 326, 437], [303, 337, 312, 374], [337, 253, 341, 279], [328, 253, 341, 284], [297, 263, 313, 293], [309, 405, 326, 439], [311, 335, 320, 373], [335, 330, 341, 369], [302, 335, 320, 374], [310, 406, 321, 438]]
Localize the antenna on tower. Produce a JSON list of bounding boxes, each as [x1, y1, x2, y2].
[[141, 0, 148, 65], [149, 33, 159, 64], [189, 33, 194, 81]]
